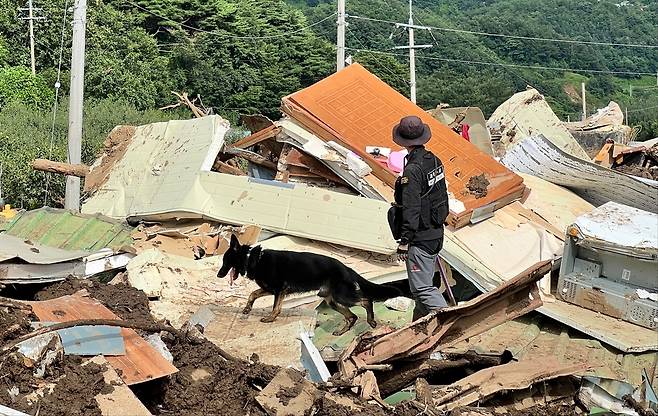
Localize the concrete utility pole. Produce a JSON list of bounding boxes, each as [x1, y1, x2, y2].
[[393, 1, 432, 104], [64, 0, 87, 211], [336, 0, 346, 71], [408, 0, 416, 103], [19, 0, 45, 75], [581, 82, 587, 121]]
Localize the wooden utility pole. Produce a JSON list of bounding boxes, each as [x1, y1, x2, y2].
[[336, 0, 346, 71], [64, 0, 87, 211], [581, 82, 586, 121], [19, 0, 44, 75]]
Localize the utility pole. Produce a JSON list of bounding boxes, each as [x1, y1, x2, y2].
[[581, 82, 586, 121], [625, 107, 628, 125], [64, 0, 87, 211], [19, 0, 45, 75], [408, 0, 416, 103], [336, 0, 345, 72], [392, 1, 432, 103]]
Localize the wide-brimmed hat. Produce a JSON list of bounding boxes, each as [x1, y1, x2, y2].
[[392, 116, 431, 147]]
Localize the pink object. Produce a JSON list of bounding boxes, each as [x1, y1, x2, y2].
[[387, 149, 408, 173], [461, 123, 471, 142]]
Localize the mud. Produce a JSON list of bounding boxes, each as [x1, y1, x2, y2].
[[466, 174, 490, 199], [0, 354, 111, 416], [84, 125, 136, 193], [0, 306, 34, 342], [35, 278, 154, 325], [138, 335, 278, 416], [614, 164, 658, 181]]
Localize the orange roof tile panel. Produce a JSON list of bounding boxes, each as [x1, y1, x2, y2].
[[28, 293, 178, 385], [283, 64, 525, 216]]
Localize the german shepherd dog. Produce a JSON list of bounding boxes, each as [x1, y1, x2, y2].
[[217, 235, 402, 336]]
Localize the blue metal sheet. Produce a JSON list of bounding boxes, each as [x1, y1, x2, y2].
[[37, 322, 126, 356], [58, 325, 125, 356]]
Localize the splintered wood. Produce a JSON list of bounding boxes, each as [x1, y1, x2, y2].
[[337, 261, 552, 400]]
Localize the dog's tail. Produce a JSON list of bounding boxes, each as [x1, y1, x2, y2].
[[354, 273, 402, 301]]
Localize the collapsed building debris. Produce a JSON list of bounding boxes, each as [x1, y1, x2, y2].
[[564, 101, 634, 156], [502, 134, 658, 212], [488, 88, 590, 160], [5, 65, 658, 416], [594, 140, 658, 181], [429, 105, 495, 156]]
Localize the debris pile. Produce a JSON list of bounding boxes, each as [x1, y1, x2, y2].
[[1, 64, 656, 415]]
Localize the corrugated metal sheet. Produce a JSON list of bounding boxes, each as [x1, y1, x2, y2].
[[2, 207, 133, 251], [282, 64, 525, 224], [502, 134, 658, 212], [82, 116, 398, 254], [488, 88, 590, 160], [28, 293, 178, 385], [0, 234, 88, 264]]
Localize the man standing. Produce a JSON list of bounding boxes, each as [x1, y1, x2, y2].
[[391, 116, 450, 320]]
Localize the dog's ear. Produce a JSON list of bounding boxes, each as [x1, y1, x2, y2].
[[230, 234, 240, 250]]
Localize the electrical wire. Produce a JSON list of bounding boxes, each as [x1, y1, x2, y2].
[[347, 14, 658, 49], [43, 0, 69, 206], [345, 25, 409, 87], [124, 1, 337, 41], [344, 47, 656, 76]]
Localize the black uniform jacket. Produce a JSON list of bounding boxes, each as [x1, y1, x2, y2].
[[393, 146, 449, 246]]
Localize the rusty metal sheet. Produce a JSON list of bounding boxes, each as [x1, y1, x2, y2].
[[28, 293, 178, 385], [282, 64, 525, 225]]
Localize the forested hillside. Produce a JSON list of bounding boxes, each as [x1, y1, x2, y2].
[[0, 0, 656, 208]]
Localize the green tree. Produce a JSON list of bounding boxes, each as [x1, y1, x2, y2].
[[0, 66, 52, 108]]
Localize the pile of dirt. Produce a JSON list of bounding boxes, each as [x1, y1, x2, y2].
[[138, 336, 279, 416], [614, 164, 658, 181], [466, 174, 490, 199], [0, 354, 110, 416], [35, 278, 154, 324], [0, 306, 34, 342]]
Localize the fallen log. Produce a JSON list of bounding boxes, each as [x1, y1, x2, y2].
[[31, 159, 90, 177], [223, 147, 277, 170], [378, 358, 469, 397]]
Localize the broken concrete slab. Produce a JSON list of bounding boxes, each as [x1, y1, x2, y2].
[[256, 367, 319, 416], [488, 88, 590, 160], [432, 358, 588, 411]]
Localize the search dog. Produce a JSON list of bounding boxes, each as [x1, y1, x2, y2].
[[217, 235, 402, 336]]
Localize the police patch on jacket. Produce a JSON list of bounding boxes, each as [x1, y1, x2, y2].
[[427, 165, 445, 187], [400, 176, 409, 184]]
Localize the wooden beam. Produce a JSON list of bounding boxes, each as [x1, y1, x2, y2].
[[31, 159, 89, 177], [213, 160, 246, 176], [224, 147, 277, 170], [275, 144, 293, 183]]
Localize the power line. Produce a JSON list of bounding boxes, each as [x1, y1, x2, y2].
[[124, 1, 337, 41], [627, 104, 658, 113], [43, 0, 69, 206], [347, 14, 658, 49], [346, 25, 409, 87], [344, 47, 656, 76]]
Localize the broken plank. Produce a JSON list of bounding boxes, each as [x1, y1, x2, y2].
[[223, 147, 277, 170], [87, 356, 152, 416], [343, 261, 550, 368], [31, 159, 90, 177], [213, 160, 246, 176], [432, 358, 588, 411]]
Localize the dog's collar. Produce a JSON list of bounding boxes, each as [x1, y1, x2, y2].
[[245, 246, 263, 276]]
